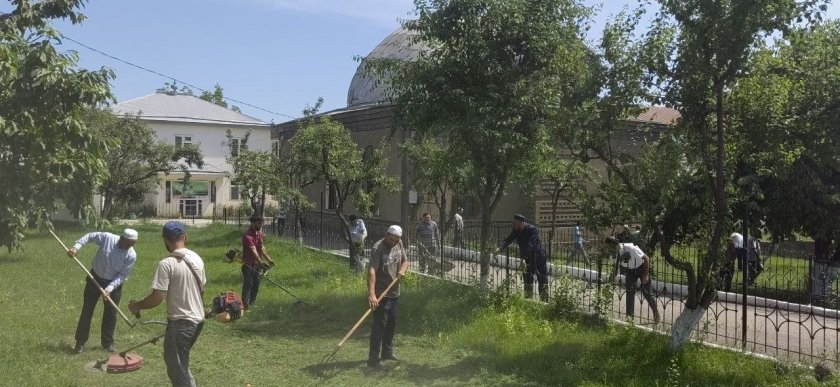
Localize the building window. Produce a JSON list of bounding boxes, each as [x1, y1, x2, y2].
[[271, 140, 280, 157], [210, 181, 216, 203], [165, 181, 171, 203], [230, 185, 240, 200], [229, 138, 246, 157], [175, 135, 193, 148]]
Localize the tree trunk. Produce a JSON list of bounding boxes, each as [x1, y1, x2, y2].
[[479, 197, 493, 294], [668, 305, 707, 352]]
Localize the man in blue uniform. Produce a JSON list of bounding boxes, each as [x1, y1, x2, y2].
[[493, 214, 549, 302]]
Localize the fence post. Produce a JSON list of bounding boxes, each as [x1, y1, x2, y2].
[[741, 214, 749, 349]]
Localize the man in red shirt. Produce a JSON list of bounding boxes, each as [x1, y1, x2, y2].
[[241, 214, 275, 309]]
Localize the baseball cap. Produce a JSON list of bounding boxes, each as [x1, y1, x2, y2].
[[122, 228, 139, 241], [387, 225, 403, 237], [162, 221, 186, 238], [514, 214, 526, 222]]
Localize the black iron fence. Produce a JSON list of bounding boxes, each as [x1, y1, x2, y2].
[[166, 207, 840, 364], [268, 211, 840, 365]]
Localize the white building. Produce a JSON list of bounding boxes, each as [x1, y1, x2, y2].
[[113, 91, 274, 218]]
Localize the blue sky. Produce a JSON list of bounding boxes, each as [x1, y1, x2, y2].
[[32, 0, 839, 123]]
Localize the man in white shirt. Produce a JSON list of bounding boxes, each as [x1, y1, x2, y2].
[[348, 214, 368, 272], [129, 221, 205, 387], [606, 236, 659, 324], [67, 229, 138, 353], [453, 207, 465, 249]]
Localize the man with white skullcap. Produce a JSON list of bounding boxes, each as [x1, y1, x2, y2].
[[367, 225, 409, 370], [67, 228, 138, 353]]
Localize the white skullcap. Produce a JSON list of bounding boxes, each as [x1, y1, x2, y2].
[[387, 225, 403, 237], [122, 228, 139, 241]]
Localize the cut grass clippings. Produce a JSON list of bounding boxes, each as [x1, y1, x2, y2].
[[0, 222, 829, 386]]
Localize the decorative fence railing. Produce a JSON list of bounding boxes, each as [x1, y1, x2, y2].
[[202, 209, 840, 364]]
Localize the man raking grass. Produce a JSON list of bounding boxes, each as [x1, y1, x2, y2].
[[48, 228, 138, 353]]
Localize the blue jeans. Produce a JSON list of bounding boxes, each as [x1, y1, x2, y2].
[[164, 319, 204, 387], [241, 265, 262, 307], [369, 297, 399, 364]]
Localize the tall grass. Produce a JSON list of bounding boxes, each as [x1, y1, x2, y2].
[[0, 222, 826, 386]]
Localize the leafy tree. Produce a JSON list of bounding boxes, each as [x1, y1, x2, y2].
[[0, 0, 114, 250], [587, 0, 829, 351], [532, 158, 589, 257], [200, 84, 241, 113], [730, 21, 840, 261], [85, 109, 203, 219], [291, 99, 399, 250], [402, 135, 466, 236], [366, 0, 596, 292], [224, 130, 300, 218]]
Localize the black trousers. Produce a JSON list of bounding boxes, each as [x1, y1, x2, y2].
[[523, 255, 549, 301], [241, 265, 262, 307], [75, 271, 122, 348], [369, 297, 399, 364], [624, 266, 657, 318]]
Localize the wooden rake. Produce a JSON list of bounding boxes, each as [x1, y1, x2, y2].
[[320, 275, 402, 366]]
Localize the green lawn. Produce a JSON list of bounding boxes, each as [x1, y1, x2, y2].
[[0, 222, 828, 386]]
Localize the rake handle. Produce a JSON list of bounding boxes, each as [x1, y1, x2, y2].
[[48, 229, 136, 327], [334, 275, 402, 350]]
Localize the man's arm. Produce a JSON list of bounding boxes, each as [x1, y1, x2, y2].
[[641, 255, 650, 284], [128, 290, 165, 315], [399, 246, 409, 277], [493, 229, 516, 254], [259, 245, 275, 266], [367, 266, 378, 309], [68, 232, 105, 257], [105, 253, 137, 294]]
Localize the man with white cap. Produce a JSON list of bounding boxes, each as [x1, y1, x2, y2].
[[67, 228, 138, 353], [367, 225, 409, 370]]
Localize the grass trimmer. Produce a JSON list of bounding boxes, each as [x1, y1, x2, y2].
[[245, 265, 310, 306], [226, 248, 309, 306], [320, 275, 401, 365], [48, 228, 137, 328]]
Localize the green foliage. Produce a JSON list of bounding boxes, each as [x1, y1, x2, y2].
[[366, 0, 596, 282], [291, 99, 399, 242], [199, 83, 241, 113], [402, 135, 465, 233], [546, 273, 585, 320], [224, 130, 305, 218], [729, 22, 840, 255], [0, 0, 115, 250], [85, 109, 203, 219]]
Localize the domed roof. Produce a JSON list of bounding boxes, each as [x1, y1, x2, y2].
[[347, 28, 425, 107]]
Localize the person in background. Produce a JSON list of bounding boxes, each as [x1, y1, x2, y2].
[[415, 212, 440, 273], [348, 214, 368, 272], [241, 214, 275, 309], [67, 228, 138, 353], [605, 236, 660, 324], [453, 207, 465, 249], [617, 224, 632, 243], [129, 221, 206, 387], [568, 221, 589, 265], [367, 225, 409, 370], [494, 214, 549, 302]]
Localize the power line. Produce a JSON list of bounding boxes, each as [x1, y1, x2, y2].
[[60, 34, 298, 120]]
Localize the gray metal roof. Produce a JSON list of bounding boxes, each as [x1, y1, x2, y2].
[[113, 93, 270, 127], [346, 28, 425, 107]]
